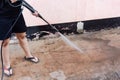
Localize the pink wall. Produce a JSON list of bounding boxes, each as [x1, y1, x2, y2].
[[23, 0, 120, 26]]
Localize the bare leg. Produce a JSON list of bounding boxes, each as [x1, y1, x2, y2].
[[1, 39, 11, 68], [15, 32, 33, 58], [0, 39, 13, 76], [16, 32, 39, 63]]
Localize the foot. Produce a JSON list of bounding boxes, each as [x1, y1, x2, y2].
[[24, 56, 39, 63], [4, 67, 13, 77]]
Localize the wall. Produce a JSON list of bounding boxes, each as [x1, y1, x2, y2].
[[23, 0, 120, 26]]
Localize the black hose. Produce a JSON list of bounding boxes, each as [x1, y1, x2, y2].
[[0, 9, 23, 80], [38, 14, 59, 32], [0, 42, 4, 80], [7, 0, 22, 7]]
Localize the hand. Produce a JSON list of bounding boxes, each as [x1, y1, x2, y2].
[[32, 11, 39, 17], [10, 0, 17, 3]]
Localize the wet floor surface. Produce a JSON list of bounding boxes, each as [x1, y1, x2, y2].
[[1, 28, 120, 80]]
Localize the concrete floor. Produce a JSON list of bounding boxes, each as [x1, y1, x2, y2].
[[1, 28, 120, 80]]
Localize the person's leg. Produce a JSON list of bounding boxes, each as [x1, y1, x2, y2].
[[0, 39, 13, 76], [15, 32, 32, 57], [15, 32, 39, 63], [1, 39, 10, 68]]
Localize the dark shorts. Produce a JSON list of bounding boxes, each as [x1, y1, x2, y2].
[[0, 14, 27, 40]]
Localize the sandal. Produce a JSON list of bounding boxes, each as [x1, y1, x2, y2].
[[4, 67, 13, 77], [24, 56, 39, 63]]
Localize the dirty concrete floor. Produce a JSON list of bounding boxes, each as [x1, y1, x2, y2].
[[1, 28, 120, 80]]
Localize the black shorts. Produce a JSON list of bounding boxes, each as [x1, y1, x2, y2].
[[0, 14, 27, 40]]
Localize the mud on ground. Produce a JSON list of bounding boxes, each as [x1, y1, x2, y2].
[[1, 28, 120, 80]]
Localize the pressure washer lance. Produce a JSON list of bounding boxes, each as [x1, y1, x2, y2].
[[22, 0, 83, 53]]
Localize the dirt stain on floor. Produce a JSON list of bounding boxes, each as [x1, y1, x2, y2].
[[1, 28, 120, 80]]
